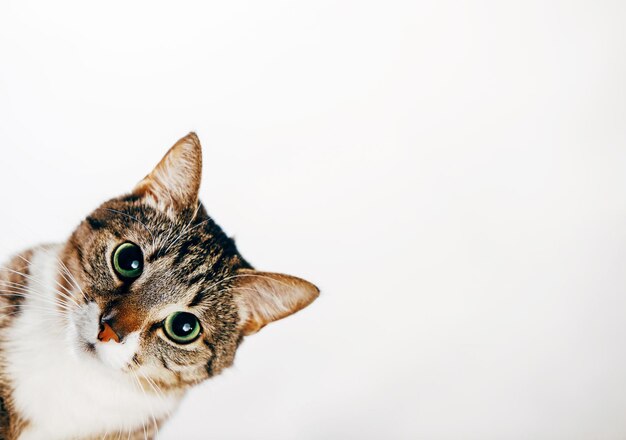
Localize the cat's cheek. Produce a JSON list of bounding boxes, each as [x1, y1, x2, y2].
[[95, 331, 140, 370], [67, 301, 101, 350]]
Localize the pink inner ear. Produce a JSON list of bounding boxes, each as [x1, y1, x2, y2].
[[132, 133, 203, 211], [235, 270, 320, 336]]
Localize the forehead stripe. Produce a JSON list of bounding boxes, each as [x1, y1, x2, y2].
[[189, 289, 206, 307], [86, 215, 107, 230]]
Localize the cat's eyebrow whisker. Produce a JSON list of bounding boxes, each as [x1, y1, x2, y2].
[[159, 203, 207, 257], [155, 206, 185, 255], [174, 201, 202, 241], [156, 226, 175, 259], [157, 201, 201, 257], [104, 208, 158, 250]]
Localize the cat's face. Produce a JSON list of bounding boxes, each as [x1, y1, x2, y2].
[[60, 134, 318, 390]]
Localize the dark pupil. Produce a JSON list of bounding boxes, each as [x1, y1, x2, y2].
[[118, 246, 142, 272], [172, 312, 197, 337]]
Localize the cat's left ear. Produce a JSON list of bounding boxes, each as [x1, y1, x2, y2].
[[234, 269, 320, 336], [132, 133, 202, 211]]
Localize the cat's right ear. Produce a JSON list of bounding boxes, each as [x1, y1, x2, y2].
[[132, 133, 202, 212], [233, 269, 320, 336]]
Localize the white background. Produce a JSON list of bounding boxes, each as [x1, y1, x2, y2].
[[1, 1, 626, 439]]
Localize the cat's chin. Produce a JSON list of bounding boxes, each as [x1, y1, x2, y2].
[[94, 331, 140, 370], [67, 301, 138, 372]]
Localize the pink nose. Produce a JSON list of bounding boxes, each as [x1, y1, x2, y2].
[[98, 322, 120, 343]]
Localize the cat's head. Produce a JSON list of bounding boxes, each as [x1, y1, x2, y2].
[[60, 133, 319, 390]]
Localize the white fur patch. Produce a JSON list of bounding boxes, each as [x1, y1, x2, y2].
[[96, 331, 140, 370], [3, 246, 181, 440]]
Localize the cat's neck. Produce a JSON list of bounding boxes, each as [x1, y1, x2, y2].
[[1, 245, 181, 440]]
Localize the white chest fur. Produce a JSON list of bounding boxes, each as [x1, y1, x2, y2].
[[3, 246, 180, 440]]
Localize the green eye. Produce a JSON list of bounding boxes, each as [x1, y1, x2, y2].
[[164, 312, 201, 344], [112, 242, 144, 280]]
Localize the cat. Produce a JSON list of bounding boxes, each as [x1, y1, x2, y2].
[[0, 133, 319, 439]]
